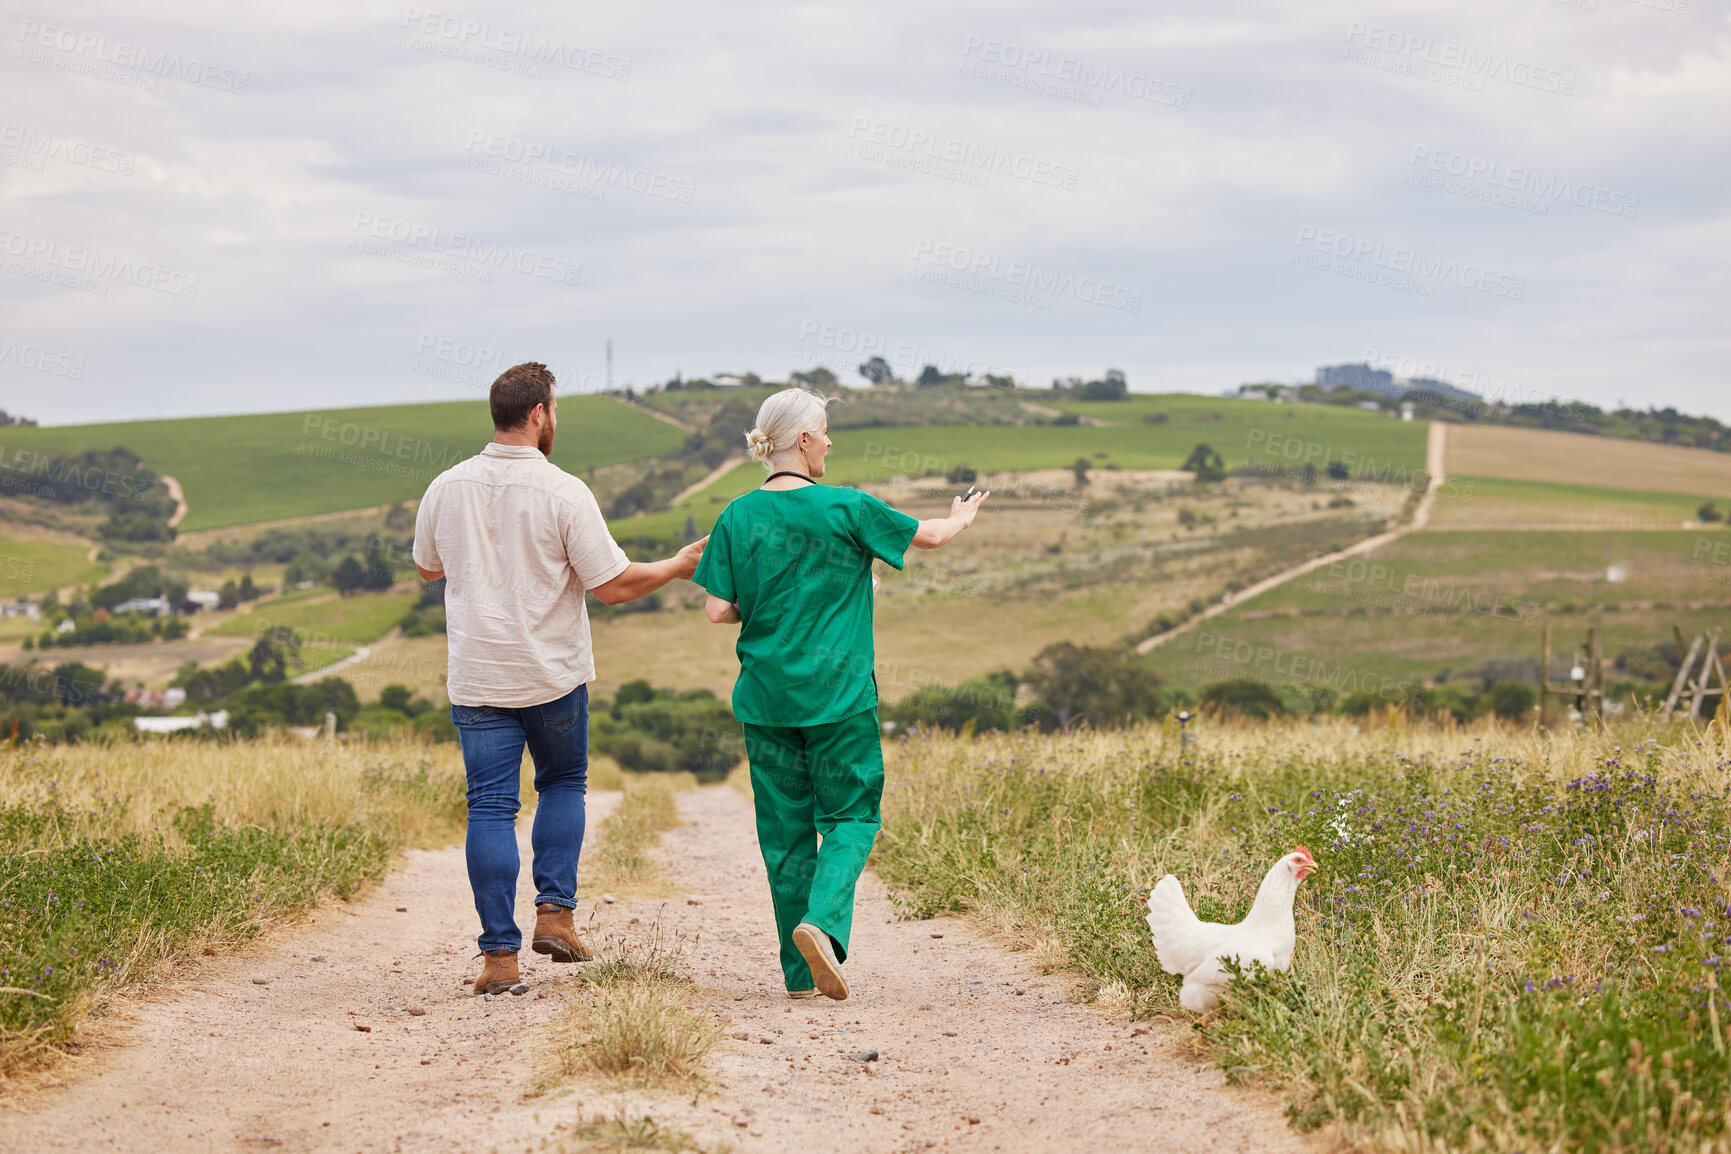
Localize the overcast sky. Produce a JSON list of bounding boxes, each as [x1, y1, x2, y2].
[[2, 0, 1726, 425]]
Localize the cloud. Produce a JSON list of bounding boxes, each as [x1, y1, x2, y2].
[[0, 0, 1725, 423]]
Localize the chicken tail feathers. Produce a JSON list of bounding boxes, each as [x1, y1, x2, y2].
[[1146, 874, 1206, 975]]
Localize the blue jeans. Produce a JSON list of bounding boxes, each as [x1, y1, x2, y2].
[[451, 684, 590, 953]]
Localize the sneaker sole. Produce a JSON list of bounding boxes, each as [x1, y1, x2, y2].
[[791, 925, 848, 1001], [532, 936, 592, 963], [787, 988, 819, 1000]]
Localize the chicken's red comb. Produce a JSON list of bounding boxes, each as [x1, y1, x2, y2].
[[1294, 846, 1313, 859]]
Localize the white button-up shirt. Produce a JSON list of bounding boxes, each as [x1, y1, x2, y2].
[[413, 443, 630, 707]]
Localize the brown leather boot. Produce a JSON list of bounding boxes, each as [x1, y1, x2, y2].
[[473, 949, 520, 995], [532, 903, 592, 962]]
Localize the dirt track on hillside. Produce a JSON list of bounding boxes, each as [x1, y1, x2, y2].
[[0, 787, 1316, 1154]]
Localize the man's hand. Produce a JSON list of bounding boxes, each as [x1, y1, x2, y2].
[[672, 535, 708, 580], [591, 536, 709, 605]]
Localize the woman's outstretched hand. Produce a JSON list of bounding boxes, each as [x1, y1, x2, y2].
[[950, 490, 990, 526], [914, 490, 989, 549]]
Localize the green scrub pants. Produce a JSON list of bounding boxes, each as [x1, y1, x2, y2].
[[742, 707, 885, 992]]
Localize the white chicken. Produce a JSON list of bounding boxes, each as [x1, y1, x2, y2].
[[1144, 847, 1315, 1013]]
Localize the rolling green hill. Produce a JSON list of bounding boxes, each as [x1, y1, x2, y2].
[[0, 537, 106, 600], [1426, 476, 1719, 530], [1, 397, 685, 531], [1144, 529, 1731, 694]]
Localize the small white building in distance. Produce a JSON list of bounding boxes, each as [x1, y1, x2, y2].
[[113, 596, 172, 616], [134, 710, 228, 733], [185, 591, 222, 611]]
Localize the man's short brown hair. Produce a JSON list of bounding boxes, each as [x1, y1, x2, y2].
[[490, 362, 555, 430]]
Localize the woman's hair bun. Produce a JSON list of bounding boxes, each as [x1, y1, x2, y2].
[[745, 388, 833, 470], [745, 428, 777, 463]]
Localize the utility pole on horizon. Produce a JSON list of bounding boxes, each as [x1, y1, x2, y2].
[[605, 338, 613, 391]]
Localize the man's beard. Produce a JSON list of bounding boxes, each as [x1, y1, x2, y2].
[[538, 423, 555, 456]]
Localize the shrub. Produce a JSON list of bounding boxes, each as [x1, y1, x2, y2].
[[1484, 679, 1536, 719], [884, 673, 1018, 734], [1025, 643, 1163, 729], [1199, 678, 1284, 719], [591, 685, 741, 781], [1182, 443, 1226, 482]]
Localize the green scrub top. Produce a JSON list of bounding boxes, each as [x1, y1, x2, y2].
[[693, 483, 919, 727]]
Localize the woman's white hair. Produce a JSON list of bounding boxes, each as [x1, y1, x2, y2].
[[745, 388, 833, 468]]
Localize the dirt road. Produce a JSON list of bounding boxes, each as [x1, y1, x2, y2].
[[0, 786, 1315, 1153], [1136, 420, 1448, 654]]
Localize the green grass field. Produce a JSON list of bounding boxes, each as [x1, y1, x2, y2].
[[1141, 529, 1731, 696], [0, 537, 106, 598], [208, 590, 418, 646], [1429, 475, 1721, 530], [1245, 529, 1724, 611], [4, 397, 685, 531]]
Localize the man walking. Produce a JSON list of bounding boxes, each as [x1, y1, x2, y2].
[[413, 362, 704, 995]]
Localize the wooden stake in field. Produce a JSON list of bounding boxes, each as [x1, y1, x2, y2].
[[1539, 622, 1606, 723], [1663, 626, 1727, 721]]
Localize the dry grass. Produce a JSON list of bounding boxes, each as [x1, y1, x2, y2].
[[584, 774, 690, 897], [589, 755, 626, 793], [1, 735, 468, 1076], [554, 1106, 720, 1152], [538, 780, 720, 1097], [536, 919, 720, 1094], [1447, 423, 1731, 497], [0, 734, 468, 851]]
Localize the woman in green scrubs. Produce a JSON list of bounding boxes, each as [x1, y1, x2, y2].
[[695, 388, 988, 1001]]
